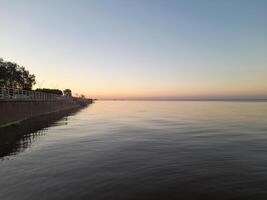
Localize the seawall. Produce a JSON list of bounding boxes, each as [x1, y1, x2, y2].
[[0, 99, 91, 128]]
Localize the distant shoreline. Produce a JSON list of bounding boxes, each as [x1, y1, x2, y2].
[[99, 99, 267, 102]]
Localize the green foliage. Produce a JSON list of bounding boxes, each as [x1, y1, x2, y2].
[[36, 88, 63, 95], [0, 58, 36, 90]]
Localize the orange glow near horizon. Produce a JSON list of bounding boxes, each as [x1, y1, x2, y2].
[[80, 88, 267, 100]]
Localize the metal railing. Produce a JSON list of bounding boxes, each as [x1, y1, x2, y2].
[[0, 87, 71, 101]]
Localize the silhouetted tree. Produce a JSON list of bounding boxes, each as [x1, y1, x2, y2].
[[63, 89, 72, 96], [0, 58, 36, 90], [36, 88, 63, 95], [0, 58, 6, 86]]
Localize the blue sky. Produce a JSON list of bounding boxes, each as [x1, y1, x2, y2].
[[0, 0, 266, 99]]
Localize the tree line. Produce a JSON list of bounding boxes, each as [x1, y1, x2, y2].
[[35, 88, 72, 96], [0, 58, 73, 96]]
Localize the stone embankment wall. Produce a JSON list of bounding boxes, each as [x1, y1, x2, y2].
[[0, 99, 91, 127]]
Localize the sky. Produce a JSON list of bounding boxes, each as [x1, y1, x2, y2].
[[0, 0, 267, 99]]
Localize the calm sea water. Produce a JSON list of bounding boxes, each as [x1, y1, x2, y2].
[[1, 101, 267, 200]]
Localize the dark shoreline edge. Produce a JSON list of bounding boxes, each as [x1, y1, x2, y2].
[[0, 98, 93, 128]]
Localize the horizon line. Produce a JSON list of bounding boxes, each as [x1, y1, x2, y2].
[[98, 97, 267, 102]]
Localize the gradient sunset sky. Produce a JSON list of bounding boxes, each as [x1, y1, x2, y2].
[[1, 0, 266, 99]]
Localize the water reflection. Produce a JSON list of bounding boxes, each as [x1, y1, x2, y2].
[[1, 101, 267, 200], [0, 109, 79, 159]]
